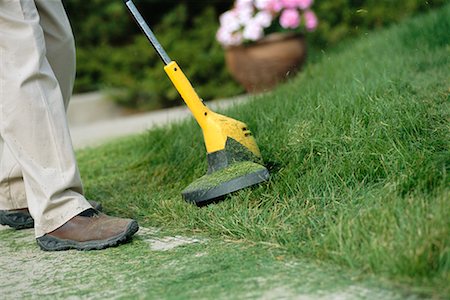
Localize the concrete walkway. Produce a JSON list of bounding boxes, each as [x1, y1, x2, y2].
[[68, 92, 250, 149], [0, 224, 407, 300]]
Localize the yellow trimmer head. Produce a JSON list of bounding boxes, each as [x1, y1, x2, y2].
[[125, 0, 269, 205]]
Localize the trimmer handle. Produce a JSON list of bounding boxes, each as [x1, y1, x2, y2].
[[123, 0, 171, 65]]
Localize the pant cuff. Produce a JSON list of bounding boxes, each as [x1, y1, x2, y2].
[[0, 179, 28, 210], [34, 198, 93, 238]]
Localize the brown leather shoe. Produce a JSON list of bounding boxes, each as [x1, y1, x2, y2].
[[0, 200, 102, 230], [36, 209, 138, 251]]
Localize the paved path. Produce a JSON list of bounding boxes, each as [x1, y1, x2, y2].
[[0, 224, 410, 300], [68, 93, 250, 149]]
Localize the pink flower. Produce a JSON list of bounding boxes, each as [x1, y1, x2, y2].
[[281, 0, 299, 9], [235, 0, 253, 9], [281, 0, 313, 9], [280, 8, 300, 29], [236, 5, 254, 23], [215, 0, 318, 46], [219, 11, 240, 32], [216, 27, 243, 46], [255, 0, 270, 10], [266, 0, 283, 12], [304, 10, 318, 31], [254, 11, 273, 28], [243, 21, 264, 41], [296, 0, 313, 10]]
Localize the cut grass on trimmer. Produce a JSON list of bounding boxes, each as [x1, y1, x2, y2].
[[77, 5, 449, 298]]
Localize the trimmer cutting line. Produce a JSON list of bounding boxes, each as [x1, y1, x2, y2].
[[124, 0, 269, 205]]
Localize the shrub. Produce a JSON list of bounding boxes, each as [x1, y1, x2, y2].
[[71, 2, 242, 110]]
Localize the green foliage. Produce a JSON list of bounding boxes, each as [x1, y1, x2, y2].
[[71, 3, 242, 110], [65, 0, 446, 110], [63, 0, 133, 46]]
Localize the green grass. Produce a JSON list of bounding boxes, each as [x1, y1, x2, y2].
[[77, 5, 450, 298]]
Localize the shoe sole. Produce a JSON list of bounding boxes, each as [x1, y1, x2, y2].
[[36, 220, 139, 251]]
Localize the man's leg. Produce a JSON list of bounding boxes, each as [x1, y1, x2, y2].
[[0, 0, 92, 236], [0, 1, 137, 250], [0, 0, 76, 214], [0, 147, 27, 211], [35, 0, 76, 109], [0, 134, 33, 229], [0, 0, 102, 229]]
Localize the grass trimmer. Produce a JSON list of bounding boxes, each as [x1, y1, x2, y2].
[[124, 0, 269, 205]]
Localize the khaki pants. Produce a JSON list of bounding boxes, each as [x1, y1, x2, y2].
[[0, 0, 91, 237]]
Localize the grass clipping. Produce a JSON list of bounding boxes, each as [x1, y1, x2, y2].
[[183, 161, 266, 192]]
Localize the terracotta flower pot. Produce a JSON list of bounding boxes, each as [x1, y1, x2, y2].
[[225, 33, 307, 93]]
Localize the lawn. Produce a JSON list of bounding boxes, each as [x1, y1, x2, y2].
[[77, 5, 449, 298]]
